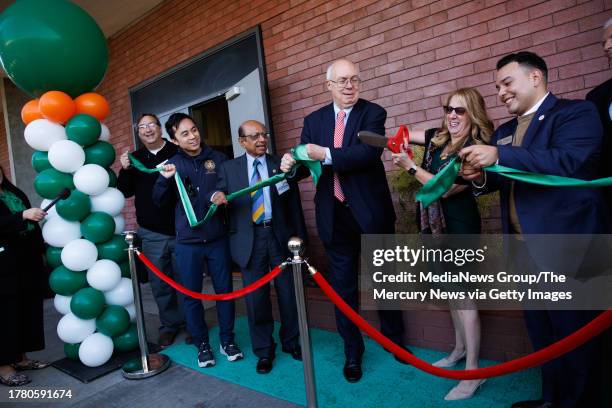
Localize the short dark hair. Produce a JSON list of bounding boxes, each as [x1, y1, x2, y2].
[[496, 51, 548, 83], [237, 124, 245, 138], [165, 112, 194, 139]]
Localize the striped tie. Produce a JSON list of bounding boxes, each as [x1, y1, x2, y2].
[[333, 110, 346, 202], [251, 159, 264, 224]]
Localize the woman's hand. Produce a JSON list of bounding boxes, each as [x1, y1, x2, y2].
[[391, 148, 416, 172], [159, 164, 176, 179], [22, 208, 46, 222]]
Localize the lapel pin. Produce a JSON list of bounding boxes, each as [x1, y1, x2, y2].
[[272, 169, 277, 174], [538, 115, 545, 121]]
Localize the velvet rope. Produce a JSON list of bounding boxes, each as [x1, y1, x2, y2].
[[136, 250, 286, 301], [310, 268, 611, 380]]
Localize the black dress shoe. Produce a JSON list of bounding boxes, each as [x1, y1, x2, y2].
[[511, 400, 555, 408], [256, 357, 273, 374], [343, 359, 362, 383], [282, 346, 302, 361]]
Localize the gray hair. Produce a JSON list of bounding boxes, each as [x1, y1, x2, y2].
[[606, 18, 612, 29], [326, 64, 334, 80]]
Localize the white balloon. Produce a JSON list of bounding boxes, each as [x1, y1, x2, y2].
[[57, 313, 96, 344], [24, 119, 67, 151], [53, 294, 72, 315], [104, 277, 134, 306], [99, 123, 111, 142], [40, 199, 58, 221], [87, 259, 121, 291], [78, 332, 114, 367], [90, 187, 125, 216], [125, 304, 136, 322], [73, 164, 109, 196], [113, 214, 125, 234], [48, 140, 85, 173], [61, 239, 98, 271], [42, 217, 81, 247]]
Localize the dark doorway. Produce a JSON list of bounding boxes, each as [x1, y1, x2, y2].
[[190, 97, 233, 159]]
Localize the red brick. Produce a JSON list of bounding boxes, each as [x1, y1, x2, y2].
[[447, 0, 484, 20], [389, 66, 422, 82], [383, 23, 416, 42], [423, 79, 457, 97], [491, 35, 534, 56], [451, 22, 488, 43], [433, 16, 468, 37], [553, 0, 605, 25], [371, 16, 401, 35], [529, 0, 576, 18], [556, 28, 603, 52], [392, 89, 425, 104], [558, 56, 609, 78], [415, 11, 449, 31], [418, 33, 453, 53], [420, 56, 454, 74], [398, 5, 431, 25], [402, 28, 435, 46], [430, 0, 466, 14], [469, 3, 509, 26], [578, 13, 610, 31], [549, 76, 586, 93], [585, 70, 612, 87], [454, 47, 493, 66], [377, 81, 407, 97], [436, 39, 471, 59], [405, 50, 437, 68], [471, 29, 510, 49], [488, 9, 530, 31], [457, 71, 495, 87], [438, 64, 476, 81]]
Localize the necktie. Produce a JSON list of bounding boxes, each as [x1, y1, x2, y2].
[[251, 159, 265, 224], [333, 110, 346, 202]]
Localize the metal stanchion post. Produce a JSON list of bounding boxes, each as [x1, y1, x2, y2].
[[122, 231, 170, 379], [288, 237, 318, 408]]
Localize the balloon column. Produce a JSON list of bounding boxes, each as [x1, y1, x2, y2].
[[0, 0, 138, 367]]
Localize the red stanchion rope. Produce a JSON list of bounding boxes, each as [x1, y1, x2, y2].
[[310, 267, 612, 380], [136, 250, 285, 301]]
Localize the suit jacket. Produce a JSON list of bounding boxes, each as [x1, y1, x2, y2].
[[300, 99, 396, 244], [216, 153, 307, 269], [478, 93, 609, 234]]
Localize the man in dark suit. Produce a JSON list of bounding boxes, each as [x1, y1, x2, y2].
[[212, 120, 306, 374], [281, 59, 406, 383], [460, 52, 607, 408]]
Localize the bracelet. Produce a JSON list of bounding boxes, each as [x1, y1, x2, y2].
[[471, 171, 487, 189]]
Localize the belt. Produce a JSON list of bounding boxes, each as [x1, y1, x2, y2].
[[254, 219, 273, 228]]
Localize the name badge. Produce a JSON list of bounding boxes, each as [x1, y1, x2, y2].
[[497, 135, 513, 145], [275, 180, 290, 195]]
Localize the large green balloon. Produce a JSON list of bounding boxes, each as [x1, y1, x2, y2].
[[113, 323, 138, 352], [32, 151, 51, 173], [81, 212, 115, 243], [46, 246, 63, 268], [34, 168, 74, 199], [0, 0, 108, 98], [66, 114, 101, 147], [97, 235, 128, 263], [85, 141, 115, 168], [56, 190, 91, 221], [70, 287, 105, 319], [107, 168, 117, 188], [64, 342, 80, 360], [49, 265, 87, 296], [96, 305, 130, 337]]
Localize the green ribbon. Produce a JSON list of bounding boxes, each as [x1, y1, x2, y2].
[[415, 156, 612, 208], [129, 145, 321, 228]]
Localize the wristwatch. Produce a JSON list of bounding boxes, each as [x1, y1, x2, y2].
[[407, 164, 417, 175]]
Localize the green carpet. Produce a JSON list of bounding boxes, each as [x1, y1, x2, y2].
[[162, 317, 540, 407]]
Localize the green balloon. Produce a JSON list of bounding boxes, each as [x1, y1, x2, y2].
[[34, 168, 74, 199], [81, 212, 115, 243], [56, 190, 91, 221], [70, 287, 105, 319], [32, 151, 51, 173], [96, 305, 130, 337], [107, 168, 117, 187], [97, 235, 128, 263], [64, 342, 80, 360], [113, 323, 138, 352], [0, 0, 108, 98], [66, 114, 101, 147], [49, 265, 87, 296], [46, 246, 63, 268], [84, 141, 115, 168], [119, 261, 130, 278]]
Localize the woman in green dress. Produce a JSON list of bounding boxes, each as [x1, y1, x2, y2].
[[391, 87, 493, 401]]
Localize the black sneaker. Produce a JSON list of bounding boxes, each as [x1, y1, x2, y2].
[[197, 342, 215, 368], [220, 342, 244, 362]]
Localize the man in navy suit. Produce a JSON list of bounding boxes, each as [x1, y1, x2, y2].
[[281, 59, 406, 383], [212, 120, 306, 374], [460, 52, 607, 408]]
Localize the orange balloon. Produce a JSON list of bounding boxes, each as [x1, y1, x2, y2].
[[74, 92, 109, 121], [21, 99, 43, 124], [39, 91, 76, 124]]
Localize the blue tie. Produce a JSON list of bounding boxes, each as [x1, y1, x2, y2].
[[251, 159, 264, 224]]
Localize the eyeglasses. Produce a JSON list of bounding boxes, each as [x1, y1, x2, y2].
[[443, 106, 467, 115], [329, 76, 362, 88], [240, 132, 270, 141], [138, 122, 159, 130]]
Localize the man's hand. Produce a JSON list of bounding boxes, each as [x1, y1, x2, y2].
[[120, 150, 131, 169], [280, 153, 296, 173], [23, 208, 46, 222], [306, 143, 327, 161], [211, 191, 228, 206], [160, 164, 176, 179], [459, 145, 498, 169], [459, 161, 485, 184]]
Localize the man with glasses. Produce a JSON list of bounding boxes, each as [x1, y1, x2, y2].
[[281, 59, 406, 383], [117, 113, 186, 348], [211, 120, 306, 374]]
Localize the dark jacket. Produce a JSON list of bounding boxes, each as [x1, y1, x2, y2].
[[117, 142, 177, 236], [152, 145, 228, 244]]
